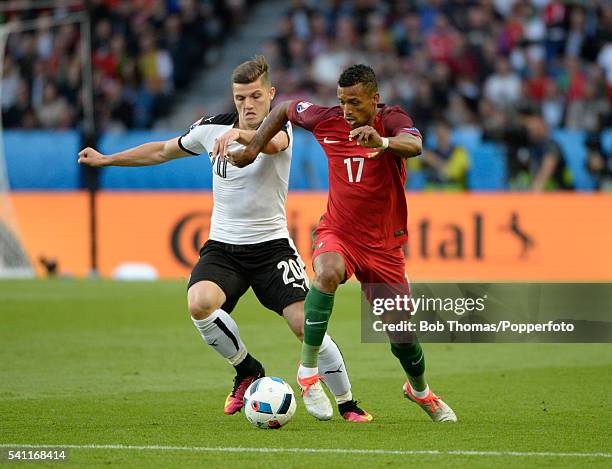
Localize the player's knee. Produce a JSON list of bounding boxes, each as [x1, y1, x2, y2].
[[314, 268, 343, 292], [313, 253, 344, 292], [187, 286, 222, 320]]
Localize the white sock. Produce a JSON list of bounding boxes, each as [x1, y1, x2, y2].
[[410, 383, 430, 399], [298, 364, 318, 379], [318, 334, 352, 404], [192, 309, 246, 365]]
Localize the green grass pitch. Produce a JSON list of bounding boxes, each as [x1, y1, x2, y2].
[[1, 280, 611, 468]]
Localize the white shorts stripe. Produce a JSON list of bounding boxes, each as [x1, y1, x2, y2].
[[288, 237, 310, 288]]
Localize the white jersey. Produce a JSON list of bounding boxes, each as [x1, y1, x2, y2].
[[178, 112, 292, 245]]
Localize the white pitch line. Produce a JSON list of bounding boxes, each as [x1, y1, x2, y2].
[[0, 444, 610, 459]]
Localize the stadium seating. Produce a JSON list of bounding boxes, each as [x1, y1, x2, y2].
[[2, 128, 607, 191], [551, 129, 596, 191], [602, 129, 612, 157], [406, 166, 427, 191], [466, 142, 507, 191], [4, 131, 81, 190], [289, 130, 327, 190]]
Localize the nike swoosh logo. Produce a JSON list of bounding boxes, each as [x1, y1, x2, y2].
[[305, 319, 327, 326], [323, 137, 340, 144]]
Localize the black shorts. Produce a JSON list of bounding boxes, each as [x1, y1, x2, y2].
[[188, 238, 309, 315]]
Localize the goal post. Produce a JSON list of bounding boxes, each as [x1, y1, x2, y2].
[[0, 11, 88, 278]]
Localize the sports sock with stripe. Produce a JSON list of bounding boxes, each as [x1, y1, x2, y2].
[[192, 309, 247, 366], [318, 334, 352, 403], [301, 285, 334, 367]]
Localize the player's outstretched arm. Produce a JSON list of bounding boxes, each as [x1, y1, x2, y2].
[[226, 101, 290, 167], [212, 128, 289, 159], [78, 137, 191, 167]]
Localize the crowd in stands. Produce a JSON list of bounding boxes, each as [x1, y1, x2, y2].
[[1, 0, 611, 191], [271, 0, 612, 190], [1, 0, 248, 131]]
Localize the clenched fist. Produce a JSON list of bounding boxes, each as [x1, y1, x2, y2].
[[78, 147, 109, 167]]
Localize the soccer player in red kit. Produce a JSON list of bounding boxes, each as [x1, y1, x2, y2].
[[228, 64, 457, 422]]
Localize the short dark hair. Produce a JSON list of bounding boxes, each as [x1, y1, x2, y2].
[[338, 64, 378, 94], [232, 55, 270, 86]]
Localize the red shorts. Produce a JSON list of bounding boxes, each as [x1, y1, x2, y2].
[[312, 226, 409, 286], [313, 226, 413, 342]]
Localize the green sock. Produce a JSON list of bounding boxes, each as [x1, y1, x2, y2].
[[390, 341, 426, 379], [300, 285, 334, 367]]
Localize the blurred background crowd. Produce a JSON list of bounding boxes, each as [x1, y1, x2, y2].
[[1, 0, 611, 190], [1, 0, 249, 130], [270, 0, 611, 190], [273, 0, 611, 131]]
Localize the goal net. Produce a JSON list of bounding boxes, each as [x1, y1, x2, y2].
[[0, 23, 31, 277]]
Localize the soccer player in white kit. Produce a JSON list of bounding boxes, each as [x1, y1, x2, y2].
[[77, 56, 370, 422]]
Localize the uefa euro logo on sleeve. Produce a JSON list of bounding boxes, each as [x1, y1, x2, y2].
[[296, 101, 312, 113]]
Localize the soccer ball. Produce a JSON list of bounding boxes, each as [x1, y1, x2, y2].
[[243, 376, 296, 429]]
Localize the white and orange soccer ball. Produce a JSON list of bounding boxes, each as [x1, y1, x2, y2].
[[243, 377, 296, 429]]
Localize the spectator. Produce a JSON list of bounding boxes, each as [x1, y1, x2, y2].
[[597, 42, 612, 86], [3, 81, 34, 128], [409, 78, 436, 131], [565, 81, 610, 132], [585, 133, 612, 191], [447, 35, 479, 84], [307, 12, 330, 59], [137, 32, 173, 95], [1, 56, 21, 111], [164, 15, 190, 89], [422, 120, 470, 190], [512, 111, 570, 192], [564, 7, 589, 59], [541, 80, 565, 129], [425, 14, 459, 63], [483, 57, 522, 108], [525, 59, 551, 102], [393, 10, 424, 58], [36, 82, 72, 129], [311, 16, 355, 87], [559, 56, 588, 102]]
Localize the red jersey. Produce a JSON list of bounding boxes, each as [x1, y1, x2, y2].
[[287, 100, 421, 249]]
